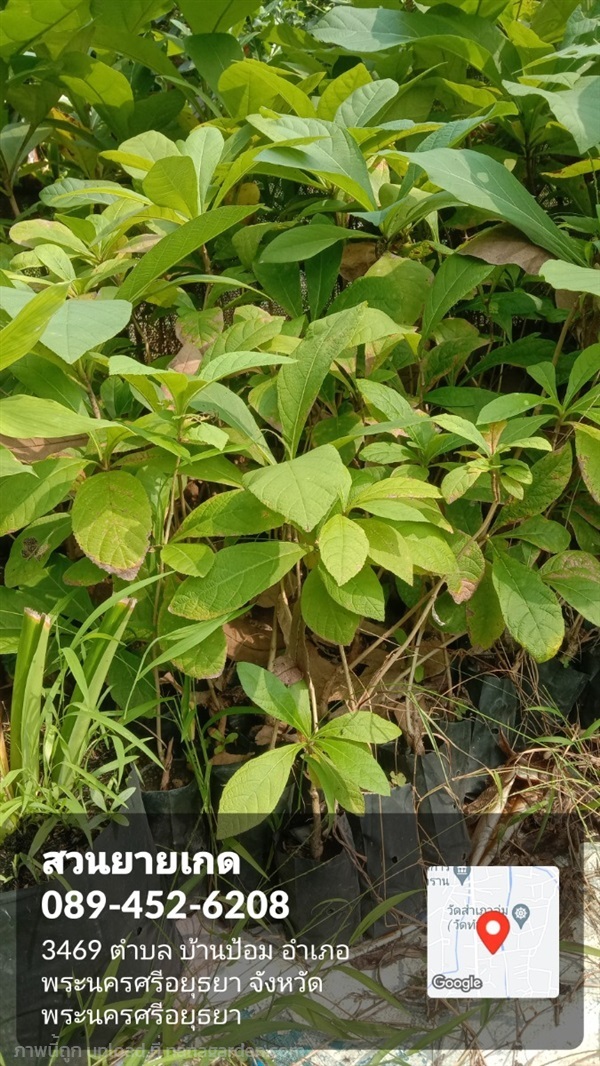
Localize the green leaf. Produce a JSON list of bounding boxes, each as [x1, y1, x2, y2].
[[0, 396, 114, 438], [353, 476, 441, 505], [143, 156, 199, 218], [0, 459, 82, 537], [161, 543, 215, 577], [317, 63, 372, 121], [59, 53, 134, 140], [505, 80, 600, 155], [313, 5, 509, 81], [330, 257, 432, 327], [185, 33, 244, 96], [189, 381, 274, 465], [301, 568, 360, 645], [216, 743, 301, 838], [0, 289, 132, 364], [243, 446, 351, 533], [574, 425, 600, 504], [72, 472, 152, 581], [319, 514, 369, 585], [0, 446, 34, 479], [402, 524, 458, 575], [169, 542, 304, 620], [102, 130, 180, 180], [319, 711, 401, 744], [422, 256, 495, 339], [237, 662, 309, 734], [433, 414, 490, 453], [320, 564, 385, 621], [564, 345, 600, 407], [278, 305, 364, 456], [354, 518, 413, 584], [539, 261, 600, 297], [491, 547, 564, 662], [540, 551, 600, 626], [253, 260, 303, 319], [0, 283, 69, 371], [0, 0, 91, 60], [446, 532, 485, 604], [510, 517, 570, 554], [117, 206, 256, 304], [183, 126, 224, 212], [335, 79, 398, 127], [317, 738, 391, 796], [442, 459, 488, 503], [477, 393, 545, 423], [466, 563, 504, 650], [174, 488, 285, 540], [255, 117, 375, 210], [260, 224, 371, 264], [402, 148, 584, 265], [4, 513, 71, 589], [305, 240, 342, 320], [40, 177, 149, 209], [500, 446, 571, 522], [219, 58, 314, 119]]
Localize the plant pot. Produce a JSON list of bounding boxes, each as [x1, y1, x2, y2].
[[350, 786, 424, 938], [275, 817, 361, 946], [0, 772, 180, 1060], [141, 760, 205, 854]]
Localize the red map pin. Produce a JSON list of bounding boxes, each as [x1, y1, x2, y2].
[[476, 911, 510, 954]]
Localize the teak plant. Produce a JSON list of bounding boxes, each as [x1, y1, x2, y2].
[[0, 0, 599, 844]]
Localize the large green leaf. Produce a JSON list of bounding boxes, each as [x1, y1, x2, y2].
[[540, 551, 600, 627], [183, 126, 224, 212], [0, 283, 69, 371], [277, 306, 364, 456], [243, 446, 351, 532], [219, 59, 313, 119], [0, 459, 83, 536], [402, 148, 585, 265], [0, 0, 90, 60], [237, 662, 309, 734], [319, 515, 369, 585], [0, 396, 114, 438], [180, 0, 261, 34], [491, 547, 564, 662], [466, 563, 504, 650], [252, 116, 375, 210], [421, 255, 495, 339], [354, 518, 413, 584], [59, 53, 134, 140], [174, 489, 284, 540], [72, 472, 152, 581], [313, 5, 512, 82], [185, 33, 244, 96], [260, 224, 371, 264], [335, 79, 399, 127], [500, 446, 571, 522], [217, 743, 301, 838], [189, 381, 274, 465], [320, 564, 385, 621], [142, 156, 198, 218], [505, 80, 600, 155], [319, 711, 400, 744], [301, 568, 361, 645], [329, 256, 432, 327], [169, 542, 304, 620], [118, 206, 256, 303], [0, 289, 132, 364], [574, 425, 600, 504], [539, 261, 600, 297]]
